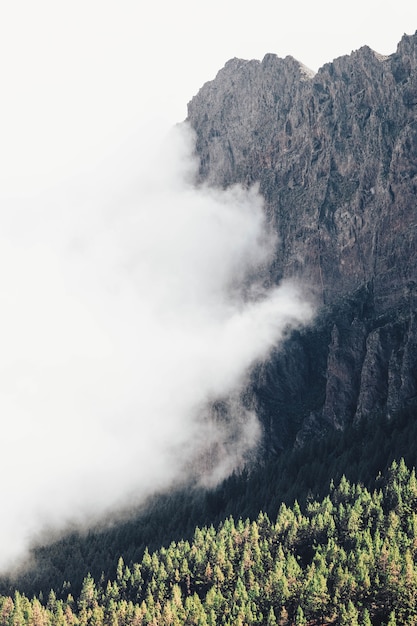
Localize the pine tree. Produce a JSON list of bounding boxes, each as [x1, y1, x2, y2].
[[387, 609, 397, 626], [30, 599, 48, 626], [295, 605, 306, 625], [266, 606, 278, 626], [78, 574, 97, 612], [339, 600, 359, 626], [360, 607, 372, 626]]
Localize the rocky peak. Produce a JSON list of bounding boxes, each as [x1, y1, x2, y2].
[[187, 32, 417, 446], [187, 31, 417, 314], [187, 53, 313, 188]]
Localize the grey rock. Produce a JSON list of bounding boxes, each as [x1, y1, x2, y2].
[[187, 32, 417, 447]]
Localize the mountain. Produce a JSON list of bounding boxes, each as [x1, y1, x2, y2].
[[186, 32, 417, 449], [2, 31, 417, 604]]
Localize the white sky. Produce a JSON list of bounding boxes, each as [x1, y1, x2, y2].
[[1, 0, 417, 194]]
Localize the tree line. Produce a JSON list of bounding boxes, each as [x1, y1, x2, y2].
[[1, 459, 417, 625]]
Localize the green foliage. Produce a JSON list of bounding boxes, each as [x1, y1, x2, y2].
[[3, 406, 417, 602], [1, 460, 417, 624], [294, 605, 306, 625]]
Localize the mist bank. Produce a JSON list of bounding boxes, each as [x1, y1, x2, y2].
[[0, 123, 313, 572]]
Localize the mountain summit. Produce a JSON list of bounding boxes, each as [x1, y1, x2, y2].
[[187, 32, 417, 447]]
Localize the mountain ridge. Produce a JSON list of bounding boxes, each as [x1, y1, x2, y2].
[[1, 32, 417, 599], [187, 31, 417, 444]]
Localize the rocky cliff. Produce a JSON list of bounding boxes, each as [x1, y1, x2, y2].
[[186, 32, 417, 449]]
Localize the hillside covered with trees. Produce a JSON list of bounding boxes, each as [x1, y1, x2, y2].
[[2, 405, 416, 603], [2, 30, 417, 626], [2, 460, 417, 625]]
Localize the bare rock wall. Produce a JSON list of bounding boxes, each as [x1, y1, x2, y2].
[[187, 33, 417, 445]]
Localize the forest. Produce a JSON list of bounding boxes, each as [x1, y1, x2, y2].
[[1, 458, 417, 625], [2, 13, 417, 626], [1, 405, 417, 625], [3, 405, 416, 602]]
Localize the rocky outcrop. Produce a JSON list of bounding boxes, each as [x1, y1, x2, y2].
[[187, 33, 417, 447]]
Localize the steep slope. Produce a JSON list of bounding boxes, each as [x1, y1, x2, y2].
[[2, 32, 417, 601], [2, 462, 417, 626], [187, 32, 417, 445]]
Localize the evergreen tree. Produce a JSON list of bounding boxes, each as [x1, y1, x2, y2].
[[360, 607, 372, 626], [295, 605, 306, 626], [339, 600, 359, 626], [387, 609, 397, 626], [266, 606, 278, 626]]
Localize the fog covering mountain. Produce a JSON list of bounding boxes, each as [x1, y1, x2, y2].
[[186, 31, 417, 450], [0, 123, 314, 573], [1, 30, 417, 599]]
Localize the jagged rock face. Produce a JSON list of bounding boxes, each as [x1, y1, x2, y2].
[[187, 33, 417, 446]]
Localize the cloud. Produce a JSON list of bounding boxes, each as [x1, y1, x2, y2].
[[0, 122, 313, 572]]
